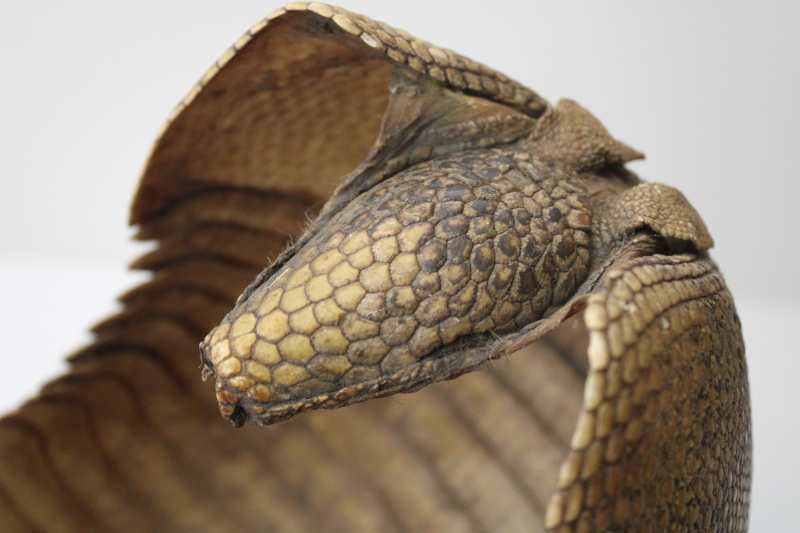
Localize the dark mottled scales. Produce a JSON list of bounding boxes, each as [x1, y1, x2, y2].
[[235, 148, 592, 400], [434, 201, 464, 218]]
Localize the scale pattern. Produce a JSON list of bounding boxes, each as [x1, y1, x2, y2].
[[204, 149, 593, 420], [0, 4, 750, 532], [156, 1, 547, 150], [545, 255, 750, 532]]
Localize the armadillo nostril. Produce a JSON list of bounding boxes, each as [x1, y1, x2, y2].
[[229, 404, 247, 428]]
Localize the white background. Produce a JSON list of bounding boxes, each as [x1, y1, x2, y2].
[[1, 2, 798, 530]]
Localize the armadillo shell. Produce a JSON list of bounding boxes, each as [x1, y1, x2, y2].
[[0, 4, 749, 533], [132, 5, 547, 226]]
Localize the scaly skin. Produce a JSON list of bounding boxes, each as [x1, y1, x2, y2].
[[0, 3, 749, 533], [204, 148, 594, 426]]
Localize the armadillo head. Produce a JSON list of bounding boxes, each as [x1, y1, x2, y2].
[[200, 78, 711, 427]]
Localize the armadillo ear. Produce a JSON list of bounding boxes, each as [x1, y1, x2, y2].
[[131, 5, 547, 226], [603, 182, 714, 251], [528, 99, 644, 173]]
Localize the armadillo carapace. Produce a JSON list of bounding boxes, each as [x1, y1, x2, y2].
[[0, 4, 749, 533]]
